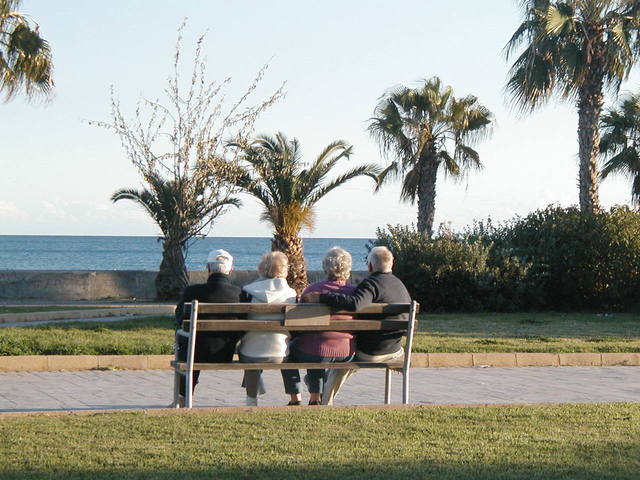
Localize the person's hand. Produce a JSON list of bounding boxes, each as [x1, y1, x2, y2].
[[302, 292, 321, 303]]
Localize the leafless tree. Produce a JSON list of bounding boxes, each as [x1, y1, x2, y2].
[[91, 23, 284, 299]]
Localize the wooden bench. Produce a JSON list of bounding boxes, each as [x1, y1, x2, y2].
[[172, 301, 419, 408]]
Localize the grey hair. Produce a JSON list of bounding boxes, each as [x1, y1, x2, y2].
[[322, 246, 352, 281], [258, 251, 289, 278], [367, 246, 393, 273]]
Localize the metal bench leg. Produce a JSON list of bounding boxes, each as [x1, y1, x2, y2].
[[185, 301, 199, 409], [402, 369, 410, 405], [402, 300, 418, 405], [173, 372, 181, 407], [173, 332, 182, 408], [384, 368, 392, 404]]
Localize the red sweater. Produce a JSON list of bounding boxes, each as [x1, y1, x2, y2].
[[294, 280, 356, 357]]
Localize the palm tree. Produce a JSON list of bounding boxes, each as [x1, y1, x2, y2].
[[505, 0, 640, 213], [226, 132, 379, 293], [368, 77, 493, 236], [0, 0, 53, 101], [112, 173, 240, 299], [600, 93, 640, 206]]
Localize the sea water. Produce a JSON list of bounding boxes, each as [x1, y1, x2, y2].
[[0, 236, 372, 271]]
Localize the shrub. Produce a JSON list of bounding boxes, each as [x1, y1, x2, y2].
[[373, 206, 640, 312], [369, 225, 532, 312], [495, 206, 640, 311]]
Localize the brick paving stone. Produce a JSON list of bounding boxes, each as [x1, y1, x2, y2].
[[0, 366, 638, 413]]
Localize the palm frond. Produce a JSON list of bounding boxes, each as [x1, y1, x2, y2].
[[631, 174, 640, 207], [505, 42, 559, 112], [301, 141, 353, 198], [368, 101, 414, 162], [454, 145, 483, 172], [545, 3, 575, 35], [261, 203, 315, 236], [600, 92, 640, 194], [111, 186, 168, 234], [374, 161, 401, 191], [504, 19, 539, 59], [305, 163, 380, 206], [399, 164, 421, 203], [601, 147, 639, 179], [0, 3, 54, 102], [437, 150, 459, 178]]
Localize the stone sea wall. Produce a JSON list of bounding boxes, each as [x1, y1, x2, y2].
[[0, 270, 369, 301]]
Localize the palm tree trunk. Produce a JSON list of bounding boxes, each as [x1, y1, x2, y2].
[[155, 236, 189, 300], [272, 233, 307, 295], [576, 38, 604, 214], [416, 157, 439, 236]]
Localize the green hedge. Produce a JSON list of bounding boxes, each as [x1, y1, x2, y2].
[[372, 206, 640, 312]]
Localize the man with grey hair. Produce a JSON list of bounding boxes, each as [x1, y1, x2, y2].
[[174, 249, 242, 406], [303, 246, 411, 405]]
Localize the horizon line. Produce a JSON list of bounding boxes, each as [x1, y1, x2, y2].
[[0, 234, 373, 240]]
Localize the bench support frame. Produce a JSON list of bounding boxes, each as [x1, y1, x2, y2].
[[173, 300, 419, 408]]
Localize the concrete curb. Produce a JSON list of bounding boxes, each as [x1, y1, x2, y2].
[[0, 355, 174, 372], [0, 306, 174, 324], [1, 352, 639, 372]]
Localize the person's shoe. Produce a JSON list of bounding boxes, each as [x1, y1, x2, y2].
[[287, 400, 301, 406], [308, 400, 321, 406], [245, 396, 258, 407], [169, 395, 185, 408]]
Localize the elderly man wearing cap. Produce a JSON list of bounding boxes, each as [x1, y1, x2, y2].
[[174, 249, 241, 407]]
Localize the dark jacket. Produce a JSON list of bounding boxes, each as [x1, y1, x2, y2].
[[174, 272, 243, 362], [175, 273, 242, 327], [319, 272, 411, 355], [174, 273, 242, 395]]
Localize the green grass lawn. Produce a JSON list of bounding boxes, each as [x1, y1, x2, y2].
[[0, 306, 103, 314], [0, 317, 174, 355], [0, 404, 638, 479], [1, 312, 639, 355], [414, 312, 640, 353]]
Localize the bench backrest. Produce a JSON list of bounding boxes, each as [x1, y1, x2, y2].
[[181, 302, 419, 331]]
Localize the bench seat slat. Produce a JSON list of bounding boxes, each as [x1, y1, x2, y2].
[[173, 361, 404, 371], [182, 319, 410, 331]]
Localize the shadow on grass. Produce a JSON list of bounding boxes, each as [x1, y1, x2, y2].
[[2, 458, 639, 480]]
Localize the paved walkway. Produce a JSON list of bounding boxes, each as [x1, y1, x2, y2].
[[1, 366, 638, 413]]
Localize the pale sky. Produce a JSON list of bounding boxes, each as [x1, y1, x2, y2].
[[0, 0, 634, 238]]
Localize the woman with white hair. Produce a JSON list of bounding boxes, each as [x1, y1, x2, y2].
[[281, 246, 356, 405], [238, 251, 296, 406]]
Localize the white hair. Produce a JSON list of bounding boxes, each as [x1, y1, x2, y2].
[[322, 246, 352, 281], [207, 259, 231, 275], [367, 246, 393, 273]]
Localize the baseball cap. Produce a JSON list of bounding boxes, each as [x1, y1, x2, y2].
[[207, 249, 233, 269]]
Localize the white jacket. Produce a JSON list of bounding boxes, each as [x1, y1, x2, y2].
[[238, 277, 297, 358]]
